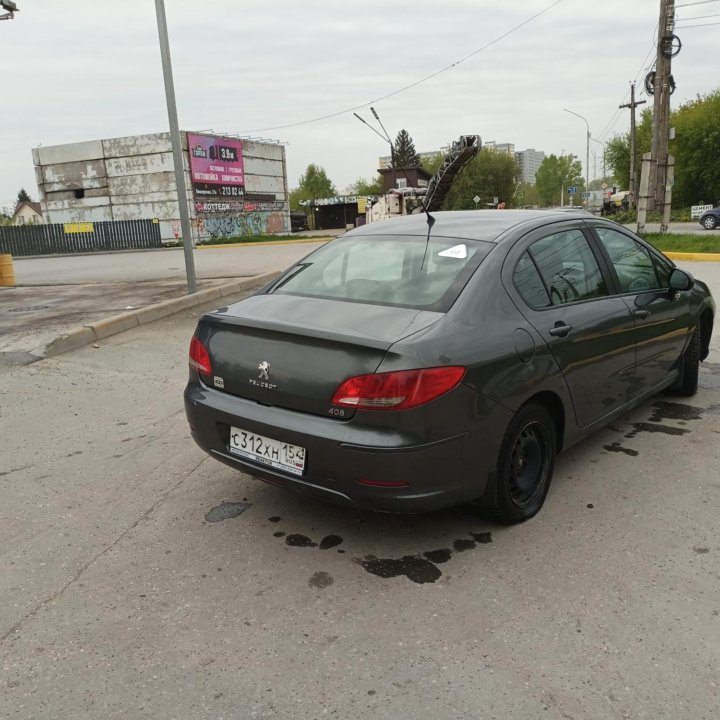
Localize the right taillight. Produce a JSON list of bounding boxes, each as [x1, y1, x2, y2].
[[189, 336, 212, 376], [331, 366, 465, 411]]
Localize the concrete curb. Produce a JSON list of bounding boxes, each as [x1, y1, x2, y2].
[[32, 272, 279, 360], [664, 252, 720, 262], [196, 236, 335, 250]]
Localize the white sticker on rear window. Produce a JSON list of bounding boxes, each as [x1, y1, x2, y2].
[[438, 244, 467, 259]]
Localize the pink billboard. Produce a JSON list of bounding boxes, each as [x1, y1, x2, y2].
[[187, 133, 245, 198]]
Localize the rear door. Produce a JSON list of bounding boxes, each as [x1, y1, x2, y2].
[[504, 222, 637, 428]]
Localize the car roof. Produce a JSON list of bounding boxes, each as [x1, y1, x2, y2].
[[347, 209, 592, 244]]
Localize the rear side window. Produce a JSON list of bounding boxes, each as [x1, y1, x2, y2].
[[527, 229, 607, 306], [513, 252, 551, 308], [595, 227, 662, 293], [271, 234, 492, 311]]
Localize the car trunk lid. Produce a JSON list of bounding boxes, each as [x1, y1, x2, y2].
[[198, 294, 443, 418]]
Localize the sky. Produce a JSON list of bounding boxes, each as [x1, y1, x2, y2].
[[2, 0, 719, 209]]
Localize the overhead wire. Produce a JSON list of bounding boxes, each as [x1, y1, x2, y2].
[[236, 0, 565, 133], [676, 19, 720, 25]]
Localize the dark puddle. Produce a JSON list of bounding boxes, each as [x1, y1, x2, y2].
[[271, 519, 491, 584], [205, 502, 252, 523], [319, 535, 343, 550], [649, 401, 703, 423], [356, 531, 493, 584], [285, 534, 317, 548], [308, 571, 334, 589], [603, 441, 639, 457], [624, 422, 689, 439]]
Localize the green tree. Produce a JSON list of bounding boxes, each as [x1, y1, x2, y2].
[[514, 182, 540, 208], [392, 129, 420, 168], [351, 175, 383, 196], [443, 148, 518, 210], [670, 89, 720, 206], [289, 164, 337, 210], [420, 152, 444, 177], [535, 154, 584, 206], [605, 108, 652, 193], [17, 188, 31, 203]]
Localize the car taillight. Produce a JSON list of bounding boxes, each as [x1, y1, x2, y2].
[[331, 367, 465, 411], [189, 336, 212, 375]]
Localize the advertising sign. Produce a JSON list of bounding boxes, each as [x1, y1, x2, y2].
[[187, 133, 245, 198]]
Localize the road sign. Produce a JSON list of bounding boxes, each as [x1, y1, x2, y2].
[[601, 182, 608, 189], [473, 195, 480, 204], [582, 191, 590, 199], [568, 186, 577, 195]]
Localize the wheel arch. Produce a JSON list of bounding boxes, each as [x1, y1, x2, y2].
[[699, 308, 714, 362], [522, 390, 566, 453]]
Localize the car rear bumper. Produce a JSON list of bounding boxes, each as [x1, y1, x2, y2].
[[184, 380, 510, 513]]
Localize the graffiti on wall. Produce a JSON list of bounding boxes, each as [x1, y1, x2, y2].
[[193, 200, 289, 239]]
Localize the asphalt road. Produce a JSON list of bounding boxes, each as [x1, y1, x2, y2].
[[1, 266, 719, 719]]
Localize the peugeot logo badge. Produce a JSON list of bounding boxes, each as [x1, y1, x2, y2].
[[258, 361, 270, 381]]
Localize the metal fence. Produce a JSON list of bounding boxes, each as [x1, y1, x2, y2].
[[0, 220, 162, 257]]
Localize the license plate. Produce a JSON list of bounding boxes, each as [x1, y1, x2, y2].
[[229, 427, 306, 476]]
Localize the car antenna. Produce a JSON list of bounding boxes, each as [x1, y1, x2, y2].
[[354, 108, 435, 269]]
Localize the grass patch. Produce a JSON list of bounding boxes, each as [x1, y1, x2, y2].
[[641, 233, 720, 253]]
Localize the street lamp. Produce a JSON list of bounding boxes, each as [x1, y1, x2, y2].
[[564, 108, 590, 204], [589, 137, 607, 184], [154, 0, 197, 294]]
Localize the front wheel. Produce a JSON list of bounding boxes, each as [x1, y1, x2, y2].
[[493, 404, 556, 524], [702, 215, 718, 230]]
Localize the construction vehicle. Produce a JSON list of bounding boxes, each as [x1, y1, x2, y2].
[[366, 134, 481, 223]]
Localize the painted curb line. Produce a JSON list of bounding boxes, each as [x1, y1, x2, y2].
[[32, 272, 279, 360], [664, 252, 720, 262]]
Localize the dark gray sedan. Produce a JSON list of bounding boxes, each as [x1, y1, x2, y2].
[[184, 210, 715, 523]]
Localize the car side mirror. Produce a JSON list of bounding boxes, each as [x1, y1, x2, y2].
[[669, 268, 694, 292]]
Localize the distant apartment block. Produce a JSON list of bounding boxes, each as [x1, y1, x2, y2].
[[378, 150, 447, 169], [485, 141, 515, 156], [514, 148, 546, 186]]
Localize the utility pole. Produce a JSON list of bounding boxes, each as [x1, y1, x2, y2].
[[619, 82, 646, 209], [650, 0, 676, 215]]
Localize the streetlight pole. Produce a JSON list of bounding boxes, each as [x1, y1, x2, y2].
[[564, 108, 590, 205], [154, 0, 197, 294]]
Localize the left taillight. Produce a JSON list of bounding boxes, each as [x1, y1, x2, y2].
[[331, 366, 465, 411], [189, 336, 213, 376]]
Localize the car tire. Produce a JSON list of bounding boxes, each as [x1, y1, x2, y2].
[[493, 403, 556, 524], [702, 215, 718, 230], [668, 328, 700, 396]]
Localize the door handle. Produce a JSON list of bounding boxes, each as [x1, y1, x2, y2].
[[633, 308, 650, 319], [549, 322, 572, 338]]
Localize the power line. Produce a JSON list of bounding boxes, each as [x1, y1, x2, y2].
[[236, 0, 565, 133], [677, 11, 720, 17], [597, 35, 657, 140], [676, 0, 720, 6], [676, 19, 720, 24]]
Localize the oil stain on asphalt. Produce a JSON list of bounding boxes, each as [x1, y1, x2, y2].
[[204, 501, 252, 523]]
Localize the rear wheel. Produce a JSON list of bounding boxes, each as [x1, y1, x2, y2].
[[702, 215, 718, 230], [668, 328, 700, 396], [493, 404, 556, 524]]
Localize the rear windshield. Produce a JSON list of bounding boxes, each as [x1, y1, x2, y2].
[[270, 233, 493, 311]]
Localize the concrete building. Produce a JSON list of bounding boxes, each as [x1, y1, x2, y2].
[[33, 132, 289, 242], [485, 141, 515, 156], [515, 148, 546, 186]]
